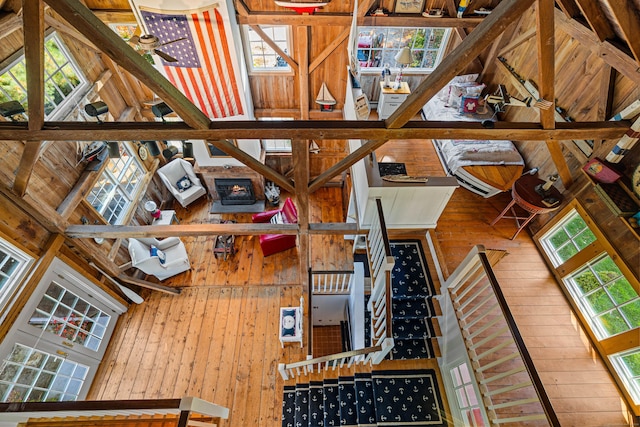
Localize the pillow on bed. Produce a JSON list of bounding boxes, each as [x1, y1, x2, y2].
[[447, 82, 485, 108], [436, 73, 479, 102]]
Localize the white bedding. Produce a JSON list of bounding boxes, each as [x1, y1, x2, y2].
[[422, 96, 524, 173]]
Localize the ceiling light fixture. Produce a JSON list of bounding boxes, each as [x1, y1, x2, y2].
[[151, 102, 173, 122], [84, 101, 109, 123], [0, 100, 25, 121]]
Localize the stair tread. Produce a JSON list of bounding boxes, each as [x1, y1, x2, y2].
[[338, 377, 358, 426], [282, 385, 296, 427], [387, 338, 435, 360], [392, 297, 433, 319], [392, 317, 435, 340], [354, 374, 377, 426], [308, 381, 324, 427], [295, 384, 309, 427], [323, 379, 340, 427]]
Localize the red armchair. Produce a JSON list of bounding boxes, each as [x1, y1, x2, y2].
[[251, 198, 298, 256]]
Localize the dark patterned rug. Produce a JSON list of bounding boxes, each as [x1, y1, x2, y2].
[[378, 162, 407, 177], [389, 240, 436, 299], [372, 369, 446, 426]]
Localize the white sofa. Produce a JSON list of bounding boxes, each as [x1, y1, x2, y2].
[[157, 158, 207, 208], [128, 237, 190, 281]]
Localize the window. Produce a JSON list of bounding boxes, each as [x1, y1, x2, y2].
[[244, 26, 291, 71], [356, 27, 450, 71], [262, 139, 292, 153], [537, 201, 640, 406], [86, 144, 145, 225], [0, 239, 33, 313], [450, 362, 486, 426], [0, 33, 87, 119]]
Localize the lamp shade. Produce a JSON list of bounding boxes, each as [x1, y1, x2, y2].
[[394, 47, 413, 65], [84, 101, 108, 117], [151, 102, 173, 118]]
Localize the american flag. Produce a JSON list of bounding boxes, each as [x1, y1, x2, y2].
[[140, 5, 244, 118]]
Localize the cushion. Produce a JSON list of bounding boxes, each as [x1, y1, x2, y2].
[[447, 82, 486, 108], [270, 212, 284, 225], [176, 176, 192, 192], [461, 96, 480, 114], [436, 73, 480, 102], [281, 308, 297, 336], [149, 244, 166, 264]]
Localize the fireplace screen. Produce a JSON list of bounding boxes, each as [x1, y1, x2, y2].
[[214, 179, 256, 205]]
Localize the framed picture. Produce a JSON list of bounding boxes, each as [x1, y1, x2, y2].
[[207, 139, 236, 157], [394, 0, 425, 13]]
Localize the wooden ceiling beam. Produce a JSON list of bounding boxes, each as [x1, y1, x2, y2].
[[538, 0, 573, 188], [297, 26, 310, 121], [64, 222, 359, 238], [44, 12, 99, 51], [498, 27, 536, 57], [0, 11, 22, 36], [555, 9, 640, 85], [207, 139, 295, 193], [308, 139, 387, 193], [14, 1, 45, 197], [0, 120, 628, 141], [359, 15, 483, 27], [386, 0, 536, 129], [555, 0, 582, 18], [603, 0, 640, 63], [91, 10, 136, 23], [357, 0, 377, 16], [309, 27, 349, 73], [237, 13, 482, 27], [573, 0, 615, 41], [292, 139, 310, 293], [249, 24, 298, 72], [45, 0, 211, 130]]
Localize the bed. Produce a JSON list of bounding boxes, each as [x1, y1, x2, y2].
[[421, 76, 525, 198]]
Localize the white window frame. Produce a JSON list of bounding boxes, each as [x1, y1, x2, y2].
[[243, 25, 292, 73], [355, 26, 450, 73], [0, 238, 34, 316], [0, 31, 88, 120], [449, 362, 486, 426], [86, 143, 145, 225], [259, 117, 293, 153]]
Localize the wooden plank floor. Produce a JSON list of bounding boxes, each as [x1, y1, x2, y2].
[[89, 140, 631, 426]]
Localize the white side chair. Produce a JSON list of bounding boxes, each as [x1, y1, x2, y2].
[[279, 297, 304, 348], [128, 237, 190, 281], [157, 158, 207, 208]]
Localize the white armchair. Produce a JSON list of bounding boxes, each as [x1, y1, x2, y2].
[[157, 158, 207, 208], [128, 237, 190, 281]]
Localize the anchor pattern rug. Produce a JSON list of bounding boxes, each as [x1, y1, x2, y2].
[[372, 369, 445, 426]]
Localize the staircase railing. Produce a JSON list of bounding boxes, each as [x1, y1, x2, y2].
[[278, 338, 394, 380], [311, 269, 355, 294], [445, 245, 559, 426], [367, 198, 395, 351], [0, 397, 229, 427]]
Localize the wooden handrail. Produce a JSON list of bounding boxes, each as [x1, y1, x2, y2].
[[374, 199, 393, 335], [477, 252, 560, 427], [311, 269, 354, 275], [307, 267, 313, 354], [284, 345, 383, 370]]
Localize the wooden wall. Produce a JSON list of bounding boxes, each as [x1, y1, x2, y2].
[[483, 7, 640, 279]]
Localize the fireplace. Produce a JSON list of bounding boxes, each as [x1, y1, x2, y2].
[[214, 178, 257, 205]]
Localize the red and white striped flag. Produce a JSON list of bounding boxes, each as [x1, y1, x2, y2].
[[139, 4, 245, 118]]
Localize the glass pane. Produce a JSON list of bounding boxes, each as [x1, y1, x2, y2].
[[593, 257, 621, 284], [450, 367, 462, 386], [565, 215, 587, 237], [607, 278, 638, 305], [620, 301, 640, 328], [455, 387, 468, 407], [574, 270, 601, 294], [549, 229, 569, 249], [584, 289, 614, 314], [557, 244, 578, 263], [0, 257, 19, 276], [598, 311, 629, 336], [622, 352, 640, 376], [574, 228, 596, 250]]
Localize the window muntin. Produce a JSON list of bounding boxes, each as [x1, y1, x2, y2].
[[27, 281, 111, 352], [0, 343, 88, 402], [0, 33, 86, 119], [245, 26, 290, 71], [0, 239, 33, 312], [450, 362, 486, 426], [86, 144, 144, 225], [567, 255, 640, 339], [356, 27, 449, 71], [540, 209, 596, 266]]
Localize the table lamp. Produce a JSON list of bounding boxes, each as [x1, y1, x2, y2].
[[144, 200, 161, 221], [393, 47, 413, 89]]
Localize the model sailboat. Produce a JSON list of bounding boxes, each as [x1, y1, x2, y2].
[[315, 82, 336, 112], [274, 0, 330, 14]]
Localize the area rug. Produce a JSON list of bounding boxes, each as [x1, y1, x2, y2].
[[389, 240, 436, 299], [371, 369, 446, 426], [378, 162, 407, 177]]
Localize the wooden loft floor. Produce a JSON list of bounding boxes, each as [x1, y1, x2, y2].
[[88, 139, 631, 426]]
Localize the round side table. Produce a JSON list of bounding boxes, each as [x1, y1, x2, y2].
[[490, 174, 564, 239]]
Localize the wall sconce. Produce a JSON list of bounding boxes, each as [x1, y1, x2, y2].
[[142, 140, 161, 156], [106, 142, 120, 158], [84, 101, 109, 123], [0, 100, 25, 121], [151, 102, 173, 122]]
